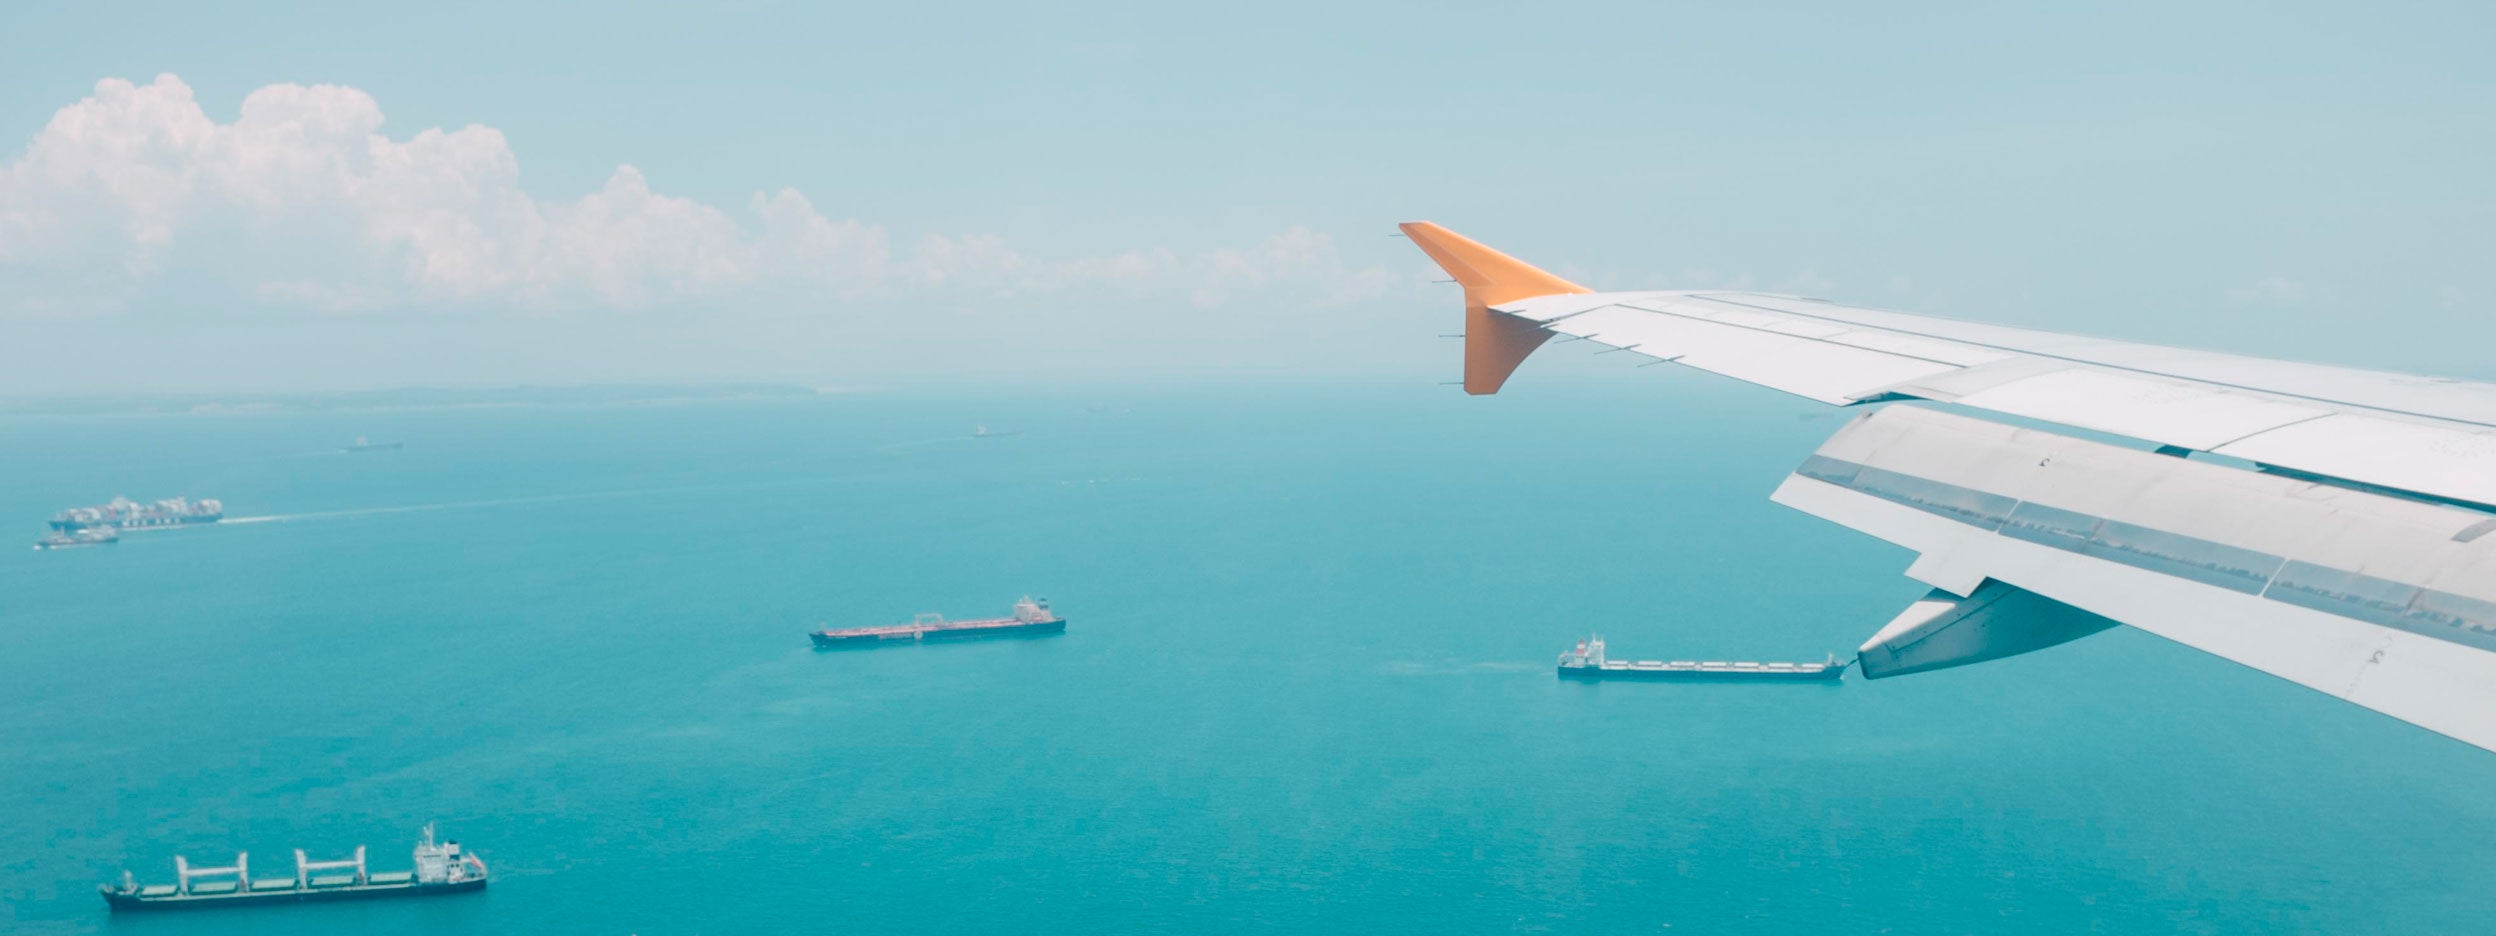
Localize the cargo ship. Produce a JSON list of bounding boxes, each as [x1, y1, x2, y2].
[[34, 528, 119, 551], [812, 596, 1064, 648], [1557, 635, 1847, 683], [100, 824, 486, 911], [50, 496, 223, 532]]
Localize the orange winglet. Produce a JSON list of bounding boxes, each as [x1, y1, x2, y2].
[[1399, 221, 1590, 395]]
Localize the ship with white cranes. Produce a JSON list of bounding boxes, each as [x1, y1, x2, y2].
[[99, 824, 487, 911]]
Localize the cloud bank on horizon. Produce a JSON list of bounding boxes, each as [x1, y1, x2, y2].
[[0, 75, 1404, 317]]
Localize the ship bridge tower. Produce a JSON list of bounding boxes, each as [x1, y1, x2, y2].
[[1013, 596, 1054, 623], [413, 822, 487, 884], [1560, 634, 1608, 668]]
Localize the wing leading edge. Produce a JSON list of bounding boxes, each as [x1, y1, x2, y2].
[[1403, 221, 2496, 752]]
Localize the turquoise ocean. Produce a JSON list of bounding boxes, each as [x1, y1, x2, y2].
[[4, 377, 2494, 934]]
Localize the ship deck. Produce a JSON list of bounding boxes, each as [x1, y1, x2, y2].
[[814, 616, 1059, 639], [103, 876, 481, 911], [1590, 660, 1838, 674], [1559, 658, 1848, 681]]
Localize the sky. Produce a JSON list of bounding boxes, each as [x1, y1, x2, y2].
[[1, 1, 2492, 395]]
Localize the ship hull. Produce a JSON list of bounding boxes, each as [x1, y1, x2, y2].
[[1559, 664, 1845, 683], [102, 878, 483, 912], [812, 618, 1066, 649], [51, 514, 221, 532]]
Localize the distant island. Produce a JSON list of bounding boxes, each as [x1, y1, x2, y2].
[[0, 383, 833, 416]]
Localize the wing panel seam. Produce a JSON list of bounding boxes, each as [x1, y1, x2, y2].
[[1688, 293, 2495, 430], [1612, 299, 1973, 371]]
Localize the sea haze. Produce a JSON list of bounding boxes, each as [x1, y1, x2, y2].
[[2, 378, 2490, 934]]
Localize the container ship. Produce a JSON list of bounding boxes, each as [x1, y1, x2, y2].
[[51, 496, 223, 532], [812, 596, 1064, 648], [101, 824, 486, 911], [1557, 635, 1847, 683], [34, 528, 118, 551]]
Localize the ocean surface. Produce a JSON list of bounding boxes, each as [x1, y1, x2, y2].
[[4, 377, 2494, 934]]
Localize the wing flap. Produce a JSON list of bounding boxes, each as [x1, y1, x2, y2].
[[1773, 405, 2496, 751]]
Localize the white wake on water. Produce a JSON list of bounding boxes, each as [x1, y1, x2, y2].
[[220, 489, 684, 526]]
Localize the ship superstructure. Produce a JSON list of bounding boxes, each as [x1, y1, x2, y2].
[[50, 496, 223, 531], [100, 824, 486, 911], [1557, 634, 1847, 683], [812, 596, 1065, 648]]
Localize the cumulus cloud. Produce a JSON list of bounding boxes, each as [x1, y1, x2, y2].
[[0, 75, 1399, 315]]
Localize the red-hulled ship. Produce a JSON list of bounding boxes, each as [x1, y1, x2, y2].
[[811, 596, 1064, 649]]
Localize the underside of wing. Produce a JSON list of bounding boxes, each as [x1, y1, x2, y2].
[[1404, 220, 2496, 752]]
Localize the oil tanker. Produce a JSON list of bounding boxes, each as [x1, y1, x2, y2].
[[100, 824, 485, 912], [1557, 635, 1846, 683], [812, 596, 1064, 648]]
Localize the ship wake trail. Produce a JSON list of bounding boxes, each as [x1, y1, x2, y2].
[[872, 436, 977, 455], [1378, 661, 1545, 677], [221, 488, 698, 526]]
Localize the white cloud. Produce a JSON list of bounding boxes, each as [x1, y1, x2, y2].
[[2226, 275, 2306, 305], [0, 75, 1399, 315]]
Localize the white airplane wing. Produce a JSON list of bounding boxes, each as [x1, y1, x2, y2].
[[1404, 221, 2496, 752]]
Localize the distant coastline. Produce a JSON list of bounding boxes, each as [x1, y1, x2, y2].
[[0, 383, 843, 417]]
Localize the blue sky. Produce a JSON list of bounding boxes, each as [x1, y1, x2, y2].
[[2, 1, 2492, 393]]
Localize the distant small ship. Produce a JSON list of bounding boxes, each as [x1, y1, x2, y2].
[[34, 527, 118, 551], [101, 824, 486, 911], [813, 596, 1064, 648], [972, 424, 1021, 438], [344, 436, 403, 453], [51, 496, 222, 532], [1557, 635, 1847, 683]]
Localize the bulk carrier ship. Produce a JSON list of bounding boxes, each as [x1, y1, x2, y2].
[[100, 824, 485, 911], [1557, 635, 1847, 683], [51, 496, 223, 532], [812, 596, 1064, 648]]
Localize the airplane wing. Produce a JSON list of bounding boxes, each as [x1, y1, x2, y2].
[[1403, 221, 2496, 752]]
